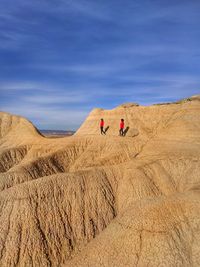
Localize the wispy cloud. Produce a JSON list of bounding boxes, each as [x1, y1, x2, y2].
[[0, 81, 45, 91], [0, 0, 111, 24], [23, 93, 89, 104]]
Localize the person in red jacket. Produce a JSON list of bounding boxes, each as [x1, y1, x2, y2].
[[100, 118, 106, 135], [119, 118, 125, 136]]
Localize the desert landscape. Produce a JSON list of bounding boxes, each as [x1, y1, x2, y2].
[[0, 95, 200, 266]]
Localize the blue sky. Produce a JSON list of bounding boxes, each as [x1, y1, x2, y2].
[[0, 0, 200, 130]]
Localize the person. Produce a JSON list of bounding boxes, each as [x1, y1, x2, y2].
[[119, 118, 125, 136], [100, 118, 106, 135]]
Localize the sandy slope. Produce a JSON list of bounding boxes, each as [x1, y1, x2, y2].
[[0, 96, 200, 267]]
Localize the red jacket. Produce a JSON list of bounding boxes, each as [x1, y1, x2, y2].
[[100, 120, 104, 127], [120, 121, 124, 129]]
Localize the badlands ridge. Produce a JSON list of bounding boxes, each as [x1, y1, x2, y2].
[[0, 95, 200, 267]]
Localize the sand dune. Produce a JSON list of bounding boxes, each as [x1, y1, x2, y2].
[[0, 96, 200, 266]]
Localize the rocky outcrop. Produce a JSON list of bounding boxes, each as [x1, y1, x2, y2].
[[0, 112, 42, 139], [117, 102, 139, 108]]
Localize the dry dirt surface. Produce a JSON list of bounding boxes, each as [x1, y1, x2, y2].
[[0, 95, 200, 267]]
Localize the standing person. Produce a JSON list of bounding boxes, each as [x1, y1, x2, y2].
[[119, 119, 125, 136], [100, 118, 105, 135]]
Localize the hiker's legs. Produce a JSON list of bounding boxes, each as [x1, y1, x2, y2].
[[119, 128, 123, 136], [100, 127, 105, 135]]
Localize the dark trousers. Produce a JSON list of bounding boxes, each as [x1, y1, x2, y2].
[[119, 128, 124, 136], [100, 126, 105, 134]]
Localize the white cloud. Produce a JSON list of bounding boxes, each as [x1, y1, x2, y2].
[[35, 62, 123, 78], [0, 81, 45, 91], [23, 93, 89, 104]]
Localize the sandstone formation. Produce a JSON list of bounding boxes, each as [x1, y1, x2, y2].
[[0, 96, 200, 267]]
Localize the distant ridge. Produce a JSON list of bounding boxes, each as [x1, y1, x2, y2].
[[40, 129, 75, 137]]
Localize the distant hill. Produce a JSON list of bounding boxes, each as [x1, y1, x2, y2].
[[40, 129, 75, 137]]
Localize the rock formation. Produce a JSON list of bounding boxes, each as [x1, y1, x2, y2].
[[0, 96, 200, 266]]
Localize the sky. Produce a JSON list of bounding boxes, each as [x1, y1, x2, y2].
[[0, 0, 200, 130]]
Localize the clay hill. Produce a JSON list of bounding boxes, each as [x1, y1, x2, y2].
[[0, 95, 200, 267]]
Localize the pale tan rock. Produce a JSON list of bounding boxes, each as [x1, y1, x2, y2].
[[0, 95, 200, 267], [117, 102, 139, 108]]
